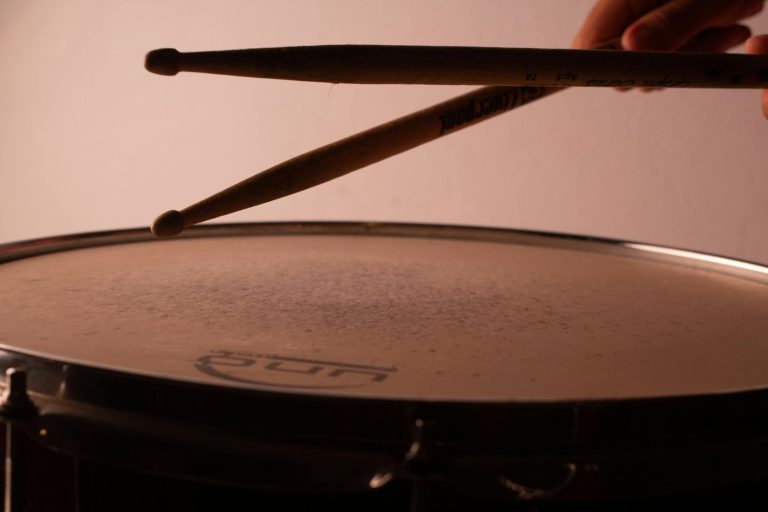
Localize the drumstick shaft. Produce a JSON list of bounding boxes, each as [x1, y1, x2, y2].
[[146, 45, 768, 88], [153, 85, 557, 235]]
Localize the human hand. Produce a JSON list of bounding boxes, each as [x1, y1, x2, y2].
[[745, 35, 768, 118], [573, 0, 763, 52]]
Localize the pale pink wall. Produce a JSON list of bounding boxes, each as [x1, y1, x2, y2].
[[1, 1, 767, 261]]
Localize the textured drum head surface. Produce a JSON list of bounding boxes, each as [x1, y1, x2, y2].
[[1, 225, 768, 401]]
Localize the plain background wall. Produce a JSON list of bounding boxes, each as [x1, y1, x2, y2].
[[1, 1, 767, 262]]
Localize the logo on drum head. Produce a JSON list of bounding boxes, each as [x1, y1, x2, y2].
[[195, 350, 397, 389]]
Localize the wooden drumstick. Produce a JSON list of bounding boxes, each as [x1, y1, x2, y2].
[[151, 41, 627, 237], [152, 84, 556, 236], [146, 45, 768, 89]]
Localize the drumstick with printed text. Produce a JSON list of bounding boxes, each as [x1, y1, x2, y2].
[[145, 45, 768, 89], [151, 84, 556, 236], [151, 42, 636, 237]]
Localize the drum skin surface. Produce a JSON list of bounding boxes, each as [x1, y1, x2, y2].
[[1, 222, 768, 401], [1, 222, 768, 504]]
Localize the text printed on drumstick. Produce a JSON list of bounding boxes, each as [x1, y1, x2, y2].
[[523, 71, 578, 82], [585, 75, 691, 87], [438, 86, 547, 135], [535, 67, 759, 88], [525, 69, 693, 88]]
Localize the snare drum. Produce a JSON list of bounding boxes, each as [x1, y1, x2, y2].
[[2, 222, 768, 511]]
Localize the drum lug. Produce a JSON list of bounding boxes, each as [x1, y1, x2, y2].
[[403, 418, 444, 512], [404, 418, 440, 478], [0, 368, 37, 512], [368, 471, 394, 489], [497, 462, 578, 500], [370, 418, 441, 492], [0, 368, 38, 423]]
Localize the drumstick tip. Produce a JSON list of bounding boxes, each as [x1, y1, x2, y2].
[[145, 48, 180, 76], [152, 210, 186, 237]]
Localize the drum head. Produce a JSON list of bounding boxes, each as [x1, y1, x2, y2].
[[2, 222, 768, 499], [3, 222, 768, 401]]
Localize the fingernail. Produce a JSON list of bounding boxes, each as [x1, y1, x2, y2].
[[746, 34, 768, 54]]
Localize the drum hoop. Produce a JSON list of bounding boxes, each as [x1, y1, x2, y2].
[[3, 221, 768, 282]]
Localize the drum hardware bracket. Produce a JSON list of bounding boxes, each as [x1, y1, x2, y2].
[[0, 368, 38, 423], [368, 471, 395, 489], [497, 462, 578, 500], [403, 418, 442, 479], [0, 368, 37, 512], [404, 418, 445, 512]]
